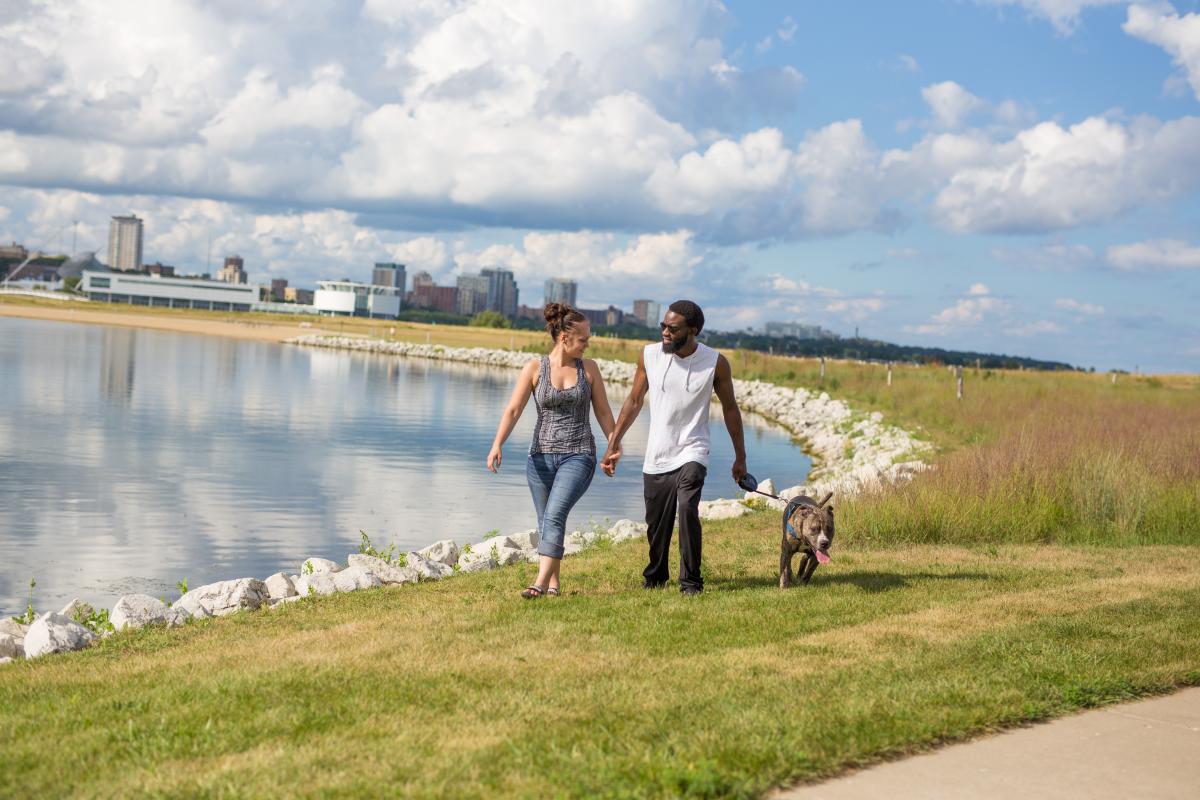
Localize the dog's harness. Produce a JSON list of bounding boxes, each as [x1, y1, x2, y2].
[[782, 496, 821, 542]]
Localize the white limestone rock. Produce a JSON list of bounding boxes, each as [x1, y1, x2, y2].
[[0, 633, 21, 659], [698, 499, 751, 520], [263, 572, 298, 599], [300, 557, 341, 575], [58, 598, 95, 623], [176, 578, 270, 618], [417, 539, 460, 567], [23, 612, 95, 659], [477, 535, 520, 557], [506, 530, 539, 551], [607, 519, 648, 543], [346, 554, 418, 585], [407, 553, 455, 580], [268, 595, 303, 609], [0, 618, 29, 641], [110, 594, 171, 631], [332, 565, 383, 593], [294, 573, 338, 597], [493, 546, 526, 567], [757, 478, 776, 497], [165, 606, 190, 627], [456, 549, 497, 573], [0, 657, 12, 666]]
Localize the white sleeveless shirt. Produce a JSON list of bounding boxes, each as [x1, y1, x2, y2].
[[641, 342, 720, 474]]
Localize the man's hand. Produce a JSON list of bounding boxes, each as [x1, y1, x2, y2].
[[731, 455, 747, 485], [600, 443, 622, 477]]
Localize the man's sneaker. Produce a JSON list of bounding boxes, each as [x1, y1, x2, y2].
[[681, 587, 702, 596], [642, 580, 665, 590]]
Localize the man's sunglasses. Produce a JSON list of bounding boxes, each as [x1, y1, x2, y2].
[[659, 322, 685, 334]]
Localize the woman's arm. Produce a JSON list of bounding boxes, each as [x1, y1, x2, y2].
[[585, 359, 616, 441], [487, 359, 538, 472]]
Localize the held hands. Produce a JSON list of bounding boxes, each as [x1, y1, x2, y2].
[[486, 445, 502, 473], [600, 440, 622, 477]]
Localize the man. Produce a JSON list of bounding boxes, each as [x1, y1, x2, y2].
[[600, 300, 747, 595]]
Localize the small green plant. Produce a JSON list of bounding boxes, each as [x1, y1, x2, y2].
[[176, 578, 189, 596], [15, 577, 36, 625], [462, 544, 473, 555], [358, 530, 399, 564], [79, 608, 114, 635], [490, 544, 500, 563], [485, 528, 499, 538], [302, 560, 314, 575]]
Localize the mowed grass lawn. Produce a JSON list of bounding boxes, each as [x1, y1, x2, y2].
[[3, 509, 1199, 798]]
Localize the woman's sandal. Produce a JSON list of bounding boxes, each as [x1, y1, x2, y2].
[[546, 587, 560, 597], [521, 585, 545, 599]]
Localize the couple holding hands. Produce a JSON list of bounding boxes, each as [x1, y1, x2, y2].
[[487, 300, 747, 598]]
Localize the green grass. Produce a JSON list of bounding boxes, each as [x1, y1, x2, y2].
[[2, 511, 1199, 798]]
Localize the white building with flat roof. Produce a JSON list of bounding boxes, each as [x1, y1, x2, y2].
[[313, 280, 401, 318], [81, 270, 257, 311]]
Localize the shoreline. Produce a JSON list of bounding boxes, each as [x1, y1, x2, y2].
[[0, 299, 321, 344]]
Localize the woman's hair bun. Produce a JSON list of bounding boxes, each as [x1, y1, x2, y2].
[[544, 303, 565, 324]]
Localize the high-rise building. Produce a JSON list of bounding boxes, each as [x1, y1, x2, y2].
[[372, 262, 406, 296], [633, 299, 663, 328], [217, 256, 248, 284], [270, 278, 288, 301], [481, 267, 519, 317], [456, 274, 490, 316], [543, 277, 577, 308], [411, 270, 435, 290], [107, 215, 143, 271]]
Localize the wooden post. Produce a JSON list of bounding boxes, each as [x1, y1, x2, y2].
[[1111, 372, 1117, 385], [819, 356, 826, 381], [975, 357, 981, 370], [956, 365, 964, 401], [887, 362, 892, 387]]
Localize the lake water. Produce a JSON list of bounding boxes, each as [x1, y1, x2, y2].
[[0, 317, 811, 615]]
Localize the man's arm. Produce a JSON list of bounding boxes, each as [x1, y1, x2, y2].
[[713, 353, 747, 483], [599, 349, 649, 475]]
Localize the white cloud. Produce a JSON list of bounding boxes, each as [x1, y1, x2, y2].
[[924, 114, 1200, 233], [906, 283, 1006, 335], [975, 0, 1124, 35], [897, 53, 921, 73], [990, 241, 1095, 269], [778, 16, 798, 41], [922, 81, 984, 129], [1055, 297, 1105, 315], [826, 297, 885, 321], [1106, 239, 1200, 270], [1005, 320, 1063, 336], [646, 129, 792, 215], [1124, 4, 1200, 102], [389, 237, 453, 275]]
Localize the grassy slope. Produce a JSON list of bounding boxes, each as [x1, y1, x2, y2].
[[2, 297, 1198, 796], [2, 513, 1198, 798]]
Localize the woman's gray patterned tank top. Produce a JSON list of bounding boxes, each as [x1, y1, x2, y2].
[[530, 356, 595, 455]]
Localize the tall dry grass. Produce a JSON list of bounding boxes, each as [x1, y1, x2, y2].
[[842, 390, 1200, 546]]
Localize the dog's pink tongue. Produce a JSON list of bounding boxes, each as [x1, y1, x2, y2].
[[815, 550, 831, 565]]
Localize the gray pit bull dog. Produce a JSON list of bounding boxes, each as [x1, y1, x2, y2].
[[779, 491, 834, 589]]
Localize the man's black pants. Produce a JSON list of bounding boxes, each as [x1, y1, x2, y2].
[[643, 461, 707, 592]]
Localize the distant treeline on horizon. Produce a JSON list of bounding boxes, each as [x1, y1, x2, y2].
[[395, 308, 1080, 372]]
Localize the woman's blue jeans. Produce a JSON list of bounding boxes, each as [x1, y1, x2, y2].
[[526, 453, 596, 559]]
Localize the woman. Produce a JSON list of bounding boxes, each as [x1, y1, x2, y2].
[[487, 303, 615, 598]]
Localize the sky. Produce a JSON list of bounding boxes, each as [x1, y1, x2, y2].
[[1, 0, 1198, 372]]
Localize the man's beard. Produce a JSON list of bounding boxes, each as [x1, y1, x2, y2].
[[661, 333, 688, 353]]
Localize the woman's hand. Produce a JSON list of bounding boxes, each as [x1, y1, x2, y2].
[[487, 445, 503, 473]]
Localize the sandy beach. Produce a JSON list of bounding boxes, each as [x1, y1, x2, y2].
[[0, 298, 324, 343]]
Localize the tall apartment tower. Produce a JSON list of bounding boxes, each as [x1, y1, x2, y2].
[[217, 255, 248, 284], [372, 262, 406, 294], [107, 215, 143, 271], [456, 274, 490, 316], [633, 299, 662, 327], [480, 267, 519, 317], [543, 277, 577, 308]]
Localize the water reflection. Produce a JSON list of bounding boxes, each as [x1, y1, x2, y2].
[[0, 317, 811, 615]]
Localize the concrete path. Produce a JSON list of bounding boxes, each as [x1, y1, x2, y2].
[[776, 687, 1200, 800]]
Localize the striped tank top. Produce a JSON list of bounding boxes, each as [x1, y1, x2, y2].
[[530, 356, 595, 455]]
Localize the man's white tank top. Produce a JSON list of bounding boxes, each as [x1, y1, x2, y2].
[[641, 341, 720, 474]]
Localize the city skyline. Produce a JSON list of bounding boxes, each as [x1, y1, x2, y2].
[[1, 2, 1198, 370]]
